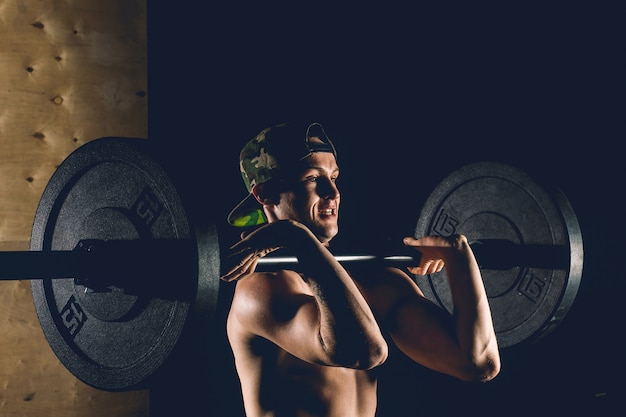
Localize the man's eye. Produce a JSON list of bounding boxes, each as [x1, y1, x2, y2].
[[304, 176, 318, 183]]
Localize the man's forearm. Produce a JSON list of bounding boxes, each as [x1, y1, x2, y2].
[[444, 239, 500, 380], [297, 240, 388, 368]]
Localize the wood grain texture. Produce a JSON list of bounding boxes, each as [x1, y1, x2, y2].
[[0, 1, 150, 415]]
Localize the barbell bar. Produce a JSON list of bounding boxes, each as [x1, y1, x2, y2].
[[0, 238, 571, 285], [0, 137, 582, 391]]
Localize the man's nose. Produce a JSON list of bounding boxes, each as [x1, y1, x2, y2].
[[319, 178, 340, 199]]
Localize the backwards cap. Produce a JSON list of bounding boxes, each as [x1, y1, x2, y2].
[[227, 122, 337, 227]]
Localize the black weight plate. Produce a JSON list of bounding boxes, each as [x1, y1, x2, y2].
[[414, 162, 583, 348], [193, 222, 221, 318], [30, 137, 194, 391]]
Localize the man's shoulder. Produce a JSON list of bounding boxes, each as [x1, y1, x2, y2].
[[234, 269, 311, 298], [228, 270, 313, 338]]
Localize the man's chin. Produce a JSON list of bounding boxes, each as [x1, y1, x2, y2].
[[315, 228, 338, 245]]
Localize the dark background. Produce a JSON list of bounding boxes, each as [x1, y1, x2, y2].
[[146, 4, 623, 416]]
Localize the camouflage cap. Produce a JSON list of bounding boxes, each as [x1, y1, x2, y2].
[[227, 122, 337, 227]]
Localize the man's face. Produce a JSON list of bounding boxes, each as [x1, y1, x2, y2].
[[273, 151, 340, 245]]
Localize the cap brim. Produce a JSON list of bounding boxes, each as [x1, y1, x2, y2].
[[227, 193, 268, 227]]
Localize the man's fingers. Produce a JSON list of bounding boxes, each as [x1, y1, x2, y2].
[[220, 247, 280, 282], [407, 258, 445, 276], [431, 259, 445, 273], [220, 256, 258, 282]]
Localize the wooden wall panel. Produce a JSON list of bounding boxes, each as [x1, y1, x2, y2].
[[0, 1, 149, 416]]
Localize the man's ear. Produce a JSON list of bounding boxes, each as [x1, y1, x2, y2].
[[251, 183, 278, 206]]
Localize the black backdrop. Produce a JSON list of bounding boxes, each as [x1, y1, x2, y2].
[[146, 4, 622, 416]]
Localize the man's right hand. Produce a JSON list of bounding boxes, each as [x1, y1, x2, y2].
[[220, 220, 310, 282]]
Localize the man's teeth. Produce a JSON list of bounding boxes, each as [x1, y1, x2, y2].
[[320, 209, 333, 215]]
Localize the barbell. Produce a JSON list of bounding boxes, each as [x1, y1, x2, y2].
[[0, 137, 583, 391]]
